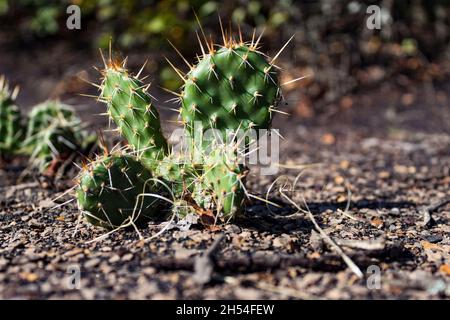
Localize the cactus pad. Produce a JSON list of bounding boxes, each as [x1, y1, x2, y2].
[[193, 144, 247, 219], [99, 60, 169, 169], [76, 153, 167, 229], [179, 40, 280, 146]]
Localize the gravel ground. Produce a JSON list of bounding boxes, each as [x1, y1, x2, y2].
[[0, 83, 449, 300]]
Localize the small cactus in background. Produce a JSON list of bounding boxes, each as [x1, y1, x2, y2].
[[99, 58, 169, 170], [23, 100, 76, 148], [76, 152, 167, 229], [28, 123, 81, 172], [23, 100, 96, 174], [0, 75, 23, 159]]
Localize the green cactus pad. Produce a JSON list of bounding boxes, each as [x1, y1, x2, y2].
[[76, 154, 167, 229], [99, 60, 169, 170], [180, 43, 280, 147], [0, 76, 23, 158], [154, 153, 201, 198], [193, 145, 247, 219]]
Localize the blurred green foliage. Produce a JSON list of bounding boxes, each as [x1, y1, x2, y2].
[[0, 0, 294, 49], [1, 0, 448, 104]]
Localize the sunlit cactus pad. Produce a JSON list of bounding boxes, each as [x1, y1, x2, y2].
[[176, 28, 281, 146], [99, 59, 169, 170]]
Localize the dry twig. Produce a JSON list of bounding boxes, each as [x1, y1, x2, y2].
[[420, 198, 449, 227], [193, 233, 226, 285]]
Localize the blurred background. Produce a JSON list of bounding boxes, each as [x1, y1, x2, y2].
[[0, 0, 449, 135]]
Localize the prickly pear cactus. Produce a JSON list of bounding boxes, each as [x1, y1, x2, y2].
[[179, 34, 281, 147], [23, 100, 77, 152], [0, 76, 23, 158], [99, 59, 169, 170], [28, 123, 81, 172], [23, 100, 94, 172], [76, 153, 167, 229]]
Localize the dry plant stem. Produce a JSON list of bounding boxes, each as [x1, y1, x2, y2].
[[337, 186, 371, 224], [55, 152, 77, 180], [253, 281, 323, 300], [0, 181, 40, 194], [224, 276, 322, 300], [421, 198, 449, 227], [279, 190, 364, 279], [193, 233, 225, 285], [146, 252, 354, 273], [16, 168, 34, 183], [334, 237, 386, 251], [271, 168, 365, 278]]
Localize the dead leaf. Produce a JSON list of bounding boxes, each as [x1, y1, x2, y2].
[[321, 133, 335, 145], [63, 248, 83, 257], [308, 252, 321, 259], [135, 240, 145, 248], [295, 95, 314, 119], [401, 93, 415, 106], [340, 96, 353, 109], [339, 160, 350, 169], [19, 272, 38, 282], [371, 217, 384, 228], [378, 171, 390, 179], [421, 241, 443, 251], [439, 264, 450, 276], [334, 176, 345, 184]]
